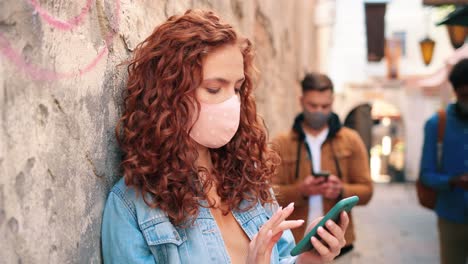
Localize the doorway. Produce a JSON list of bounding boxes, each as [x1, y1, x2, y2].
[[345, 100, 406, 183]]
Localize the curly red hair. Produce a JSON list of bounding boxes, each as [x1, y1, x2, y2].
[[116, 9, 280, 225]]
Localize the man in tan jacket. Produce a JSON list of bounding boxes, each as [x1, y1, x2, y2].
[[272, 73, 373, 259]]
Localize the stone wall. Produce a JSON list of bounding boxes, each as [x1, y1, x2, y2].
[[0, 1, 318, 263]]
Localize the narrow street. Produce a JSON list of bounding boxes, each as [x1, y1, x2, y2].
[[344, 183, 440, 264]]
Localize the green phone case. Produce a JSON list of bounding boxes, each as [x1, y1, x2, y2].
[[290, 196, 359, 256]]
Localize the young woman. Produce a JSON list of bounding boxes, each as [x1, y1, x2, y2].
[[101, 9, 349, 264]]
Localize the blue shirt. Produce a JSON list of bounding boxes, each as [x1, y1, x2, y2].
[[101, 178, 298, 263], [420, 103, 468, 224]]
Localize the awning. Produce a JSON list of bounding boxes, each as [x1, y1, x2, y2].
[[437, 5, 468, 26], [424, 0, 468, 5]]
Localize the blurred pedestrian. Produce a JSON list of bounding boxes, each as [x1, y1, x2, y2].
[[420, 58, 468, 264], [271, 73, 373, 261]]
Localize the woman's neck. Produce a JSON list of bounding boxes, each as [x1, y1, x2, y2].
[[195, 144, 226, 208], [195, 144, 213, 170]]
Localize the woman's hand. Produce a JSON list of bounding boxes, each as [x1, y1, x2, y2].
[[246, 202, 304, 264], [296, 211, 350, 264]]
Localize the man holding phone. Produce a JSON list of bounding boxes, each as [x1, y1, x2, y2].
[[272, 73, 373, 260]]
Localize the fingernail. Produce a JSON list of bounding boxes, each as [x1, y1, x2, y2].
[[326, 220, 333, 227], [318, 226, 324, 233], [298, 219, 305, 224], [311, 236, 317, 242], [287, 202, 294, 209]]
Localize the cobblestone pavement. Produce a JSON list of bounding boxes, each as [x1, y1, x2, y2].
[[336, 183, 440, 264]]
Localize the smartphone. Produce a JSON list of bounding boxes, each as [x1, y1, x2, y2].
[[290, 196, 359, 256], [313, 171, 330, 180]]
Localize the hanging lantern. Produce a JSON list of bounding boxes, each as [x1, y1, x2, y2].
[[419, 37, 435, 66], [446, 25, 468, 49]]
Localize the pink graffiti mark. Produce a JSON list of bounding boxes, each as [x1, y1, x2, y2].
[[0, 34, 108, 80], [0, 1, 120, 81], [29, 0, 94, 31]]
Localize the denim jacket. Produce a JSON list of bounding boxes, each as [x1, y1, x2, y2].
[[101, 178, 298, 263]]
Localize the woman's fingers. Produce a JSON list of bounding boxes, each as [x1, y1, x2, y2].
[[325, 220, 343, 239], [275, 219, 304, 233], [319, 211, 349, 249], [270, 202, 300, 234], [263, 231, 284, 262], [317, 226, 340, 253], [253, 206, 283, 257], [269, 205, 288, 228], [315, 212, 350, 258], [310, 236, 331, 257], [306, 216, 323, 232], [278, 202, 296, 220], [273, 202, 295, 227], [339, 211, 350, 232], [293, 213, 350, 264], [247, 202, 313, 264], [257, 206, 283, 239]]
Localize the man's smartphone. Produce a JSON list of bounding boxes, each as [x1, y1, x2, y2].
[[290, 196, 359, 256], [312, 171, 330, 180]]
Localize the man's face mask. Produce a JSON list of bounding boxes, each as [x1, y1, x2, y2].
[[303, 110, 330, 130]]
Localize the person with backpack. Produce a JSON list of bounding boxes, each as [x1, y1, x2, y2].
[[419, 58, 468, 264], [271, 73, 373, 261]]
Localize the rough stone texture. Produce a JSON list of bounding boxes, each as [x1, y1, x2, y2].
[[0, 1, 318, 263]]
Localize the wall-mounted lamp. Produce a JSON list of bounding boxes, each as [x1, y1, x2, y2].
[[419, 37, 436, 66]]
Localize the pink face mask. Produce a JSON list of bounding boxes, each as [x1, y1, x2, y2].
[[190, 95, 241, 149]]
